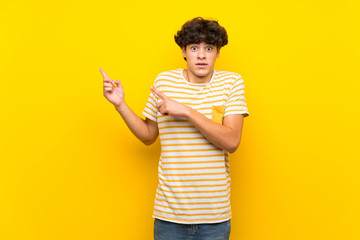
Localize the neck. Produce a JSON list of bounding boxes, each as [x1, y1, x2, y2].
[[184, 69, 214, 84]]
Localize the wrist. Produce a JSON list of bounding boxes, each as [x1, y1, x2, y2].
[[114, 101, 127, 113], [184, 105, 193, 119]]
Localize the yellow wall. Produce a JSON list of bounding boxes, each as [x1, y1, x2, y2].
[[1, 0, 359, 239]]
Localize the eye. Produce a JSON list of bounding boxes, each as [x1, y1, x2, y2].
[[206, 46, 213, 51], [191, 46, 197, 51]]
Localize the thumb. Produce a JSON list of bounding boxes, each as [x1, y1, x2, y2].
[[114, 80, 122, 87]]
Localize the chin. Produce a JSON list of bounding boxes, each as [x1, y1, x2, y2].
[[194, 70, 211, 77]]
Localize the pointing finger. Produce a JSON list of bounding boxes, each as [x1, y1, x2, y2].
[[99, 68, 110, 79], [150, 86, 167, 100]]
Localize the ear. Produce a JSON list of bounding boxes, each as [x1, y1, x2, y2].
[[216, 47, 221, 58], [181, 47, 186, 58]]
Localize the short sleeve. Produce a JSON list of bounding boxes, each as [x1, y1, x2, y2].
[[142, 78, 159, 122], [224, 76, 249, 117]]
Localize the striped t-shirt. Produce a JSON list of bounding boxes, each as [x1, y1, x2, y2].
[[142, 68, 249, 224]]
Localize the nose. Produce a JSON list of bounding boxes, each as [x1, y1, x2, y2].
[[197, 48, 205, 59]]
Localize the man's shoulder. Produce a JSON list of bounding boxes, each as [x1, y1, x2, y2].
[[215, 70, 242, 80], [156, 69, 183, 78], [153, 69, 183, 86], [214, 70, 243, 87]]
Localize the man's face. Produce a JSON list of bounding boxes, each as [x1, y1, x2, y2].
[[182, 42, 220, 79]]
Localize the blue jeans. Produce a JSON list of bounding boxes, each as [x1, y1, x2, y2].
[[154, 218, 231, 240]]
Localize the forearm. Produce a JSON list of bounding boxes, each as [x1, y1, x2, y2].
[[185, 108, 241, 153], [114, 102, 157, 145], [150, 87, 243, 152]]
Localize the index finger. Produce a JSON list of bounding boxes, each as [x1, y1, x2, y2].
[[150, 86, 167, 100], [99, 68, 110, 79]]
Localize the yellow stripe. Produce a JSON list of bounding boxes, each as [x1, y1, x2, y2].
[[195, 106, 216, 112], [161, 142, 215, 147], [155, 197, 229, 205], [226, 103, 247, 108], [161, 166, 225, 171], [159, 182, 228, 188], [212, 80, 233, 89], [158, 119, 188, 124], [149, 93, 157, 101], [147, 100, 157, 109], [167, 69, 180, 74], [159, 177, 227, 182], [225, 109, 248, 113], [216, 72, 238, 78], [161, 160, 224, 165], [158, 125, 194, 130], [231, 79, 245, 86], [161, 172, 226, 177], [156, 192, 230, 200], [226, 98, 246, 105], [160, 186, 230, 194], [168, 92, 225, 101], [160, 137, 206, 141], [207, 81, 229, 89], [154, 203, 230, 211], [156, 83, 202, 92], [161, 148, 221, 153], [161, 154, 224, 159], [159, 131, 200, 135], [152, 213, 232, 223], [177, 99, 226, 106], [157, 74, 183, 80], [228, 87, 245, 98], [143, 109, 156, 119], [158, 115, 186, 120]]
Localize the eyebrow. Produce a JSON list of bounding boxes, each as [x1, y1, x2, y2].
[[189, 44, 214, 47]]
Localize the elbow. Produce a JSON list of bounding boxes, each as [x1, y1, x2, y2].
[[142, 139, 155, 146], [226, 138, 241, 153], [140, 130, 158, 146], [142, 136, 157, 146], [227, 145, 238, 154]]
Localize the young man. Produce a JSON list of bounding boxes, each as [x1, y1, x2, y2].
[[101, 17, 249, 240]]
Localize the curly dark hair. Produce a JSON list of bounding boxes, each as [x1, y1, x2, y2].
[[174, 17, 228, 50]]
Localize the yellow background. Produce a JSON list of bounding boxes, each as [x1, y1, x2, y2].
[[1, 0, 359, 239]]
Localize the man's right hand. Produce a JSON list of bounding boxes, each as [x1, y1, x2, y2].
[[100, 68, 125, 108]]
